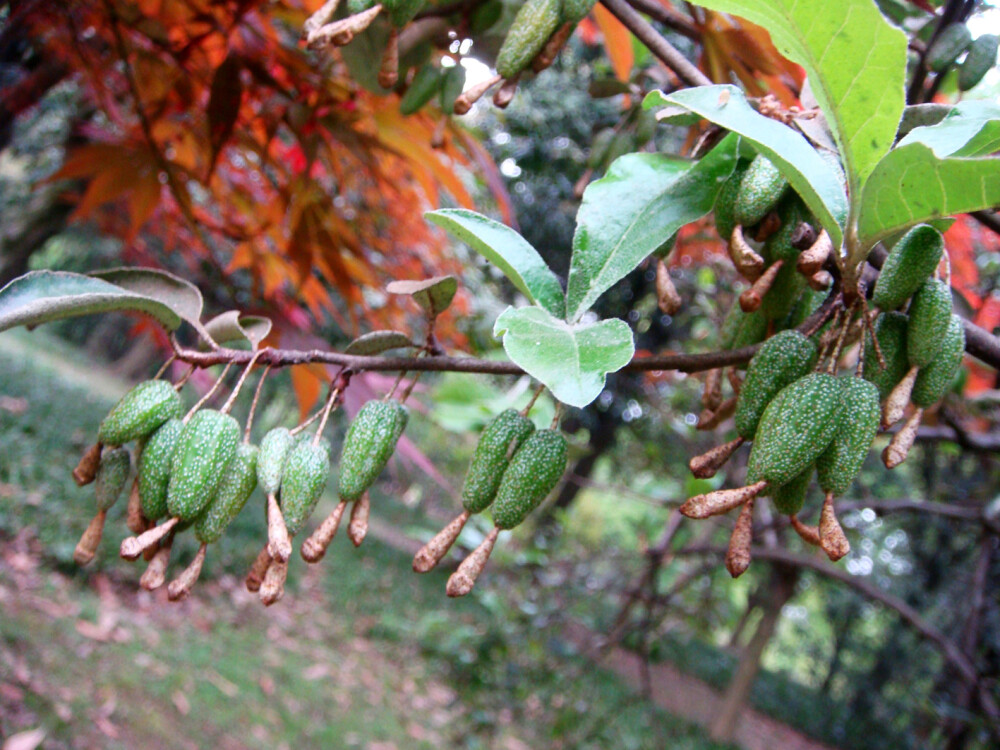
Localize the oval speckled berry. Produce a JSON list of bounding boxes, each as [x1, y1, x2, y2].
[[257, 427, 295, 496], [138, 417, 184, 521], [97, 379, 182, 447], [281, 439, 331, 536], [338, 400, 408, 503], [462, 409, 536, 514], [166, 410, 240, 521], [816, 377, 880, 497], [95, 446, 131, 512], [492, 429, 567, 530], [195, 443, 259, 544]]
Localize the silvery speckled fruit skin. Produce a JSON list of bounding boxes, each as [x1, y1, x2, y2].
[[907, 279, 953, 369], [138, 417, 183, 521], [872, 225, 943, 311], [495, 0, 562, 78], [491, 429, 567, 530], [280, 439, 331, 535], [816, 378, 880, 497], [863, 312, 909, 400], [769, 465, 812, 515], [97, 379, 182, 447], [747, 373, 842, 489], [166, 410, 240, 521], [95, 446, 131, 512], [462, 409, 536, 514], [735, 330, 818, 440], [338, 400, 408, 502], [257, 427, 295, 496], [195, 443, 259, 544], [733, 154, 788, 228], [913, 314, 966, 408]]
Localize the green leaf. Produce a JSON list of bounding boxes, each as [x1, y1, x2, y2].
[[858, 144, 1000, 248], [386, 275, 458, 318], [0, 270, 185, 334], [201, 310, 273, 350], [645, 85, 847, 247], [344, 330, 414, 356], [89, 267, 205, 332], [425, 208, 565, 318], [493, 306, 634, 408], [566, 134, 739, 322], [896, 100, 1000, 158], [688, 0, 907, 192]]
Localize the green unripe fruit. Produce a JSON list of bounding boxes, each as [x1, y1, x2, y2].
[[95, 447, 131, 512], [97, 379, 182, 447], [439, 64, 466, 115], [927, 23, 972, 73], [383, 0, 424, 26], [769, 465, 812, 515], [747, 373, 842, 489], [734, 154, 788, 228], [338, 400, 408, 502], [491, 429, 567, 530], [816, 378, 880, 497], [863, 312, 910, 400], [462, 409, 536, 514], [138, 418, 183, 521], [561, 0, 597, 24], [714, 161, 750, 242], [399, 65, 441, 115], [257, 427, 295, 496], [913, 314, 966, 408], [167, 410, 240, 521], [735, 330, 818, 440], [907, 279, 953, 369], [495, 0, 562, 79], [280, 439, 332, 535], [195, 444, 259, 544], [872, 224, 944, 311], [959, 34, 998, 91]]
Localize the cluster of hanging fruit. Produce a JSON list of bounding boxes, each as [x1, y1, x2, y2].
[[71, 357, 421, 605], [301, 0, 597, 114], [675, 149, 965, 577], [71, 350, 571, 603]]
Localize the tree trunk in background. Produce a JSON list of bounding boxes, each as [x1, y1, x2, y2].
[[709, 565, 799, 743]]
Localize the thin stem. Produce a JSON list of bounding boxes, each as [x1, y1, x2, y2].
[[154, 354, 176, 380], [243, 364, 271, 442], [221, 350, 263, 415], [312, 384, 342, 446], [521, 383, 546, 417], [398, 371, 423, 403], [183, 363, 233, 422]]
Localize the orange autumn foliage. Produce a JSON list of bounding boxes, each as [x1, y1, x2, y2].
[[28, 0, 503, 344]]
